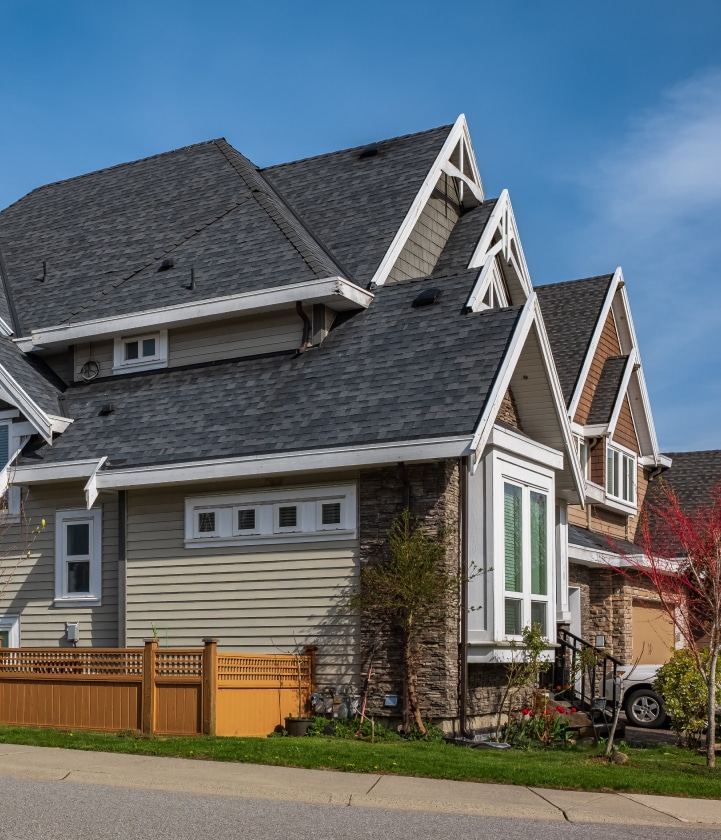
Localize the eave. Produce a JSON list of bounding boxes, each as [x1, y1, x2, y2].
[[16, 276, 372, 351]]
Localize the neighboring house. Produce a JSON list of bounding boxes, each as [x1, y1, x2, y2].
[[0, 114, 673, 728], [537, 274, 673, 667]]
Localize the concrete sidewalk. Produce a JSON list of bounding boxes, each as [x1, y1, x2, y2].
[[0, 742, 719, 828]]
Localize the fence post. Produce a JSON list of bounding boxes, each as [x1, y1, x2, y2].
[[202, 638, 219, 736], [304, 645, 317, 692], [142, 638, 158, 735]]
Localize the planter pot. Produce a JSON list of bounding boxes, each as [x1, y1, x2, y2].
[[285, 717, 314, 737]]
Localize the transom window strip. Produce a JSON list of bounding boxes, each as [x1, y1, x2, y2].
[[237, 509, 256, 531], [278, 506, 297, 528]]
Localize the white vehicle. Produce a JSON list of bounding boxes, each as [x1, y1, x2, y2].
[[608, 664, 668, 728]]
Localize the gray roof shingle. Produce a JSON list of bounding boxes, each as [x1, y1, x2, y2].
[[646, 451, 721, 516], [536, 275, 614, 406], [21, 272, 521, 469], [0, 140, 350, 332], [431, 200, 496, 279], [263, 125, 453, 285], [0, 336, 64, 416], [569, 524, 642, 558], [587, 356, 628, 424]]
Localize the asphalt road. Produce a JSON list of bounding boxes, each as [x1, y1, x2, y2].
[[1, 776, 719, 840]]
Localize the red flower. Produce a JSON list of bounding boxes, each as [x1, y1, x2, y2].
[[521, 708, 530, 715], [555, 705, 566, 714], [570, 707, 577, 713]]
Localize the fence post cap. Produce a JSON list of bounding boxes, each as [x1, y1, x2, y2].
[[143, 638, 159, 647], [202, 638, 220, 645]]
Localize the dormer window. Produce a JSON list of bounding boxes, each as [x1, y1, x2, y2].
[[113, 331, 168, 373]]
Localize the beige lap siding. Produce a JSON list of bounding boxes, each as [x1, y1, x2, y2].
[[0, 483, 119, 647], [125, 487, 360, 689]]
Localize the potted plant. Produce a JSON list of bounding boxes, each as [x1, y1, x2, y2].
[[284, 642, 314, 736]]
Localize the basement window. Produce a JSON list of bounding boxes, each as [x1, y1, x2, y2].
[[113, 331, 168, 373], [184, 484, 357, 547]]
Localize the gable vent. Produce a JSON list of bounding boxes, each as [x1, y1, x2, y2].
[[412, 287, 441, 308]]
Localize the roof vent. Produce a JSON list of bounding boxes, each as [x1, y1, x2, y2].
[[158, 258, 175, 272], [359, 142, 380, 159], [412, 287, 441, 308], [98, 404, 114, 416]]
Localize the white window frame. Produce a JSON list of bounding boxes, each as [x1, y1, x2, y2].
[[0, 414, 29, 519], [576, 436, 590, 481], [113, 330, 168, 374], [0, 614, 20, 647], [491, 452, 555, 644], [54, 508, 102, 606], [606, 441, 636, 506], [184, 484, 357, 548]]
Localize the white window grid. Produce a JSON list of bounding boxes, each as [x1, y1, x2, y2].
[[113, 331, 168, 373], [54, 508, 102, 606], [606, 442, 636, 505]]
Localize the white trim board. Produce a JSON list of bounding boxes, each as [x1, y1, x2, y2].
[[0, 364, 71, 443], [367, 115, 485, 289], [17, 277, 372, 351]]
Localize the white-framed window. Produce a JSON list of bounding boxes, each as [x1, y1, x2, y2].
[[113, 331, 168, 373], [503, 480, 551, 638], [0, 614, 20, 648], [606, 443, 636, 504], [576, 436, 589, 481], [0, 415, 26, 517], [54, 509, 102, 605], [184, 484, 356, 547]]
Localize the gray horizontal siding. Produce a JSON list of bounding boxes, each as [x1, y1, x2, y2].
[[126, 486, 360, 687], [0, 484, 119, 647], [74, 341, 114, 380]]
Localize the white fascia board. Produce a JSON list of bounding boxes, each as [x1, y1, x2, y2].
[[606, 348, 638, 438], [92, 436, 473, 491], [18, 277, 372, 350], [466, 191, 533, 307], [368, 114, 483, 289], [14, 458, 102, 484], [0, 317, 13, 337], [487, 424, 564, 471], [469, 293, 536, 467], [0, 364, 65, 443], [568, 543, 635, 568], [0, 443, 29, 498], [568, 267, 622, 420], [84, 456, 108, 509]]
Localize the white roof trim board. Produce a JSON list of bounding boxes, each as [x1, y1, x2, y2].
[[368, 114, 485, 289], [0, 364, 70, 443], [17, 276, 372, 351], [465, 190, 533, 309]]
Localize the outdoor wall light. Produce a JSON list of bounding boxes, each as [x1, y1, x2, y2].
[[594, 634, 607, 648]]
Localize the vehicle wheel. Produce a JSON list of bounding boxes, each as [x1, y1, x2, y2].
[[624, 688, 668, 728]]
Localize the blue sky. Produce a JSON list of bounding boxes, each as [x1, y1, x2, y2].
[[2, 1, 720, 451]]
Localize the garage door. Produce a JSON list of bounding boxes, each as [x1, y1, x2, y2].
[[632, 601, 675, 664]]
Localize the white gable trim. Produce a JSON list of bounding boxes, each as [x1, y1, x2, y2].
[[568, 268, 622, 420], [368, 114, 485, 289], [606, 349, 638, 438], [16, 276, 372, 351], [0, 364, 70, 443], [466, 191, 533, 308]]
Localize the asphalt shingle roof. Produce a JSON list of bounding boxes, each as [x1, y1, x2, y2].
[[20, 272, 522, 470], [431, 200, 496, 279], [0, 140, 349, 332], [646, 451, 721, 515], [536, 275, 614, 406], [263, 125, 453, 285], [569, 524, 642, 558], [587, 356, 627, 424], [0, 336, 64, 416]]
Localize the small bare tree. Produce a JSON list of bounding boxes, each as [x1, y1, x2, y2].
[[350, 509, 458, 736], [0, 484, 45, 613], [615, 481, 721, 768]]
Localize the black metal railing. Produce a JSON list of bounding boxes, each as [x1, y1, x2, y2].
[[549, 628, 623, 722]]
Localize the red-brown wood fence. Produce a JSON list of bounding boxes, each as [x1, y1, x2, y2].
[[0, 639, 315, 737]]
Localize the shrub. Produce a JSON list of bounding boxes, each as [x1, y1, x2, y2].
[[654, 648, 721, 749]]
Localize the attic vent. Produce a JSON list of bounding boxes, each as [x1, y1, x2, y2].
[[158, 258, 175, 272], [412, 287, 441, 308], [359, 142, 380, 159], [98, 403, 114, 416]]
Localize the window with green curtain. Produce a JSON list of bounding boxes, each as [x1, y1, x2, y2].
[[504, 483, 522, 592], [505, 599, 522, 636], [530, 491, 547, 595], [531, 601, 547, 635]]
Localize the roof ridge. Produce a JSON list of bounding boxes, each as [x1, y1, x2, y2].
[[4, 139, 223, 208], [261, 124, 455, 172], [535, 273, 614, 290], [214, 139, 354, 282]]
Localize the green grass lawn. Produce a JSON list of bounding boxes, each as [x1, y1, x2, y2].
[[0, 725, 717, 799]]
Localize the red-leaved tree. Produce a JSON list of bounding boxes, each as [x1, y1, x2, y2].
[[616, 482, 720, 768]]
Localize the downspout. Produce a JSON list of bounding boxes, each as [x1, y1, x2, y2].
[[295, 301, 312, 354], [118, 490, 127, 647], [459, 456, 470, 737]]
